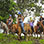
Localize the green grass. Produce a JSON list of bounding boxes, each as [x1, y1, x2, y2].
[[8, 40, 32, 44], [40, 39, 44, 44], [0, 33, 33, 44], [0, 33, 44, 44]]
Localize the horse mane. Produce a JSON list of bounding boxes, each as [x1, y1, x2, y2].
[[1, 21, 6, 24], [1, 21, 7, 27], [1, 21, 8, 30]]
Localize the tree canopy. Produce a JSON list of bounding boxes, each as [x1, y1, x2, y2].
[[0, 0, 42, 22], [0, 0, 18, 22]]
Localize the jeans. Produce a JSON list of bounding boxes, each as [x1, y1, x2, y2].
[[20, 22, 25, 32], [31, 26, 34, 32]]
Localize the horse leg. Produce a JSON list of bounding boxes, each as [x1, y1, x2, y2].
[[3, 31, 5, 34], [33, 27, 36, 37], [36, 32, 38, 38], [18, 33, 21, 40], [11, 32, 14, 35], [3, 29, 6, 34], [11, 28, 15, 35], [6, 29, 9, 35], [18, 26, 21, 40], [28, 31, 32, 40], [24, 25, 28, 41], [29, 26, 32, 37], [40, 27, 42, 39], [43, 27, 44, 34], [26, 33, 29, 41], [40, 33, 42, 39], [26, 29, 28, 41]]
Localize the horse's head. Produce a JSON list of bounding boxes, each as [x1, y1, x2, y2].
[[0, 21, 8, 29], [0, 21, 4, 28]]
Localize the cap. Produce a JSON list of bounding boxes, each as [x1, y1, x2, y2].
[[18, 12, 21, 14], [9, 14, 12, 16]]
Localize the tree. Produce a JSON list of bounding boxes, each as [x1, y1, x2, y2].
[[17, 0, 40, 13], [0, 0, 18, 22]]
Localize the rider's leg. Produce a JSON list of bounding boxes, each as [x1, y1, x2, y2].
[[20, 22, 25, 33], [31, 26, 34, 32]]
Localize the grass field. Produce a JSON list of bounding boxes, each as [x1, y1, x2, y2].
[[0, 33, 44, 44], [40, 39, 44, 44]]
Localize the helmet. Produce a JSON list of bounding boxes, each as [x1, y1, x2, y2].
[[18, 12, 21, 15], [9, 14, 12, 17]]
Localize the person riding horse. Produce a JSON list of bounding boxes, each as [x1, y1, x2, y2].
[[17, 12, 25, 33], [29, 17, 34, 33], [6, 15, 13, 29]]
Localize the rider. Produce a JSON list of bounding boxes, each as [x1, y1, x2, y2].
[[17, 12, 25, 33], [7, 14, 13, 29], [29, 17, 34, 32]]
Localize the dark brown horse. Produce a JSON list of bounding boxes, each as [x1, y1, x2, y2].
[[34, 21, 43, 38], [40, 21, 44, 34]]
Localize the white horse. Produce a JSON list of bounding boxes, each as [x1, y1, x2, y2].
[[1, 21, 9, 34], [33, 16, 40, 28]]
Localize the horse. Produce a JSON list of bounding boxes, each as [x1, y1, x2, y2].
[[0, 21, 9, 34], [11, 23, 32, 41], [40, 21, 44, 34], [6, 17, 32, 41], [33, 16, 43, 38], [33, 21, 43, 38], [33, 16, 44, 38]]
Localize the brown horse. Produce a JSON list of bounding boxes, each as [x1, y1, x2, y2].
[[6, 16, 32, 41], [40, 21, 44, 34], [11, 23, 32, 41]]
